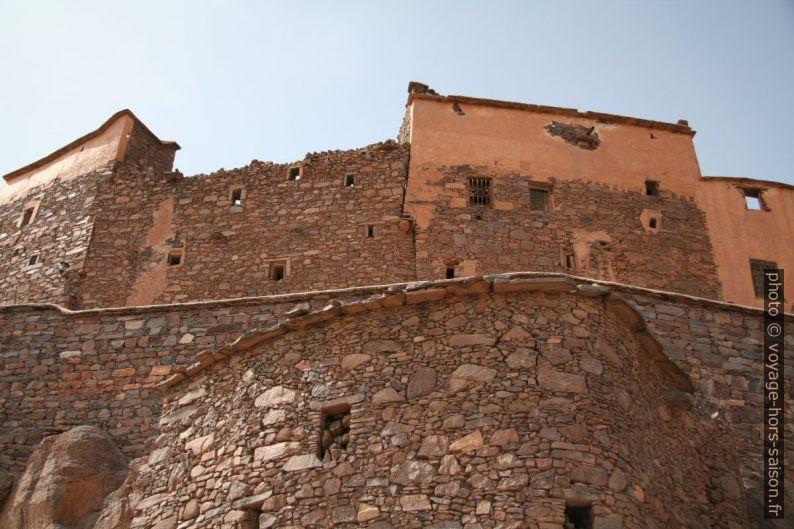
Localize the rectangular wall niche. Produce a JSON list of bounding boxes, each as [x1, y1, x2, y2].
[[20, 207, 35, 227], [564, 504, 593, 529], [468, 177, 491, 206], [269, 261, 287, 281], [230, 188, 243, 206], [319, 404, 350, 461], [167, 249, 183, 267], [287, 166, 302, 181]]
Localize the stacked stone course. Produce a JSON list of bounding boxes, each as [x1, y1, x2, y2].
[[1, 274, 790, 528]]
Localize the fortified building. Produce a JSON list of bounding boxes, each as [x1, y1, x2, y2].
[[0, 82, 791, 528]]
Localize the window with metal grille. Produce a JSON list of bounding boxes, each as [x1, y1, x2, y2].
[[750, 259, 777, 298], [530, 188, 549, 211], [468, 177, 491, 206]]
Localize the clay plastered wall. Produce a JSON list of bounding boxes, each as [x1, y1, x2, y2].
[[0, 167, 109, 307], [0, 116, 127, 204], [410, 166, 721, 299], [405, 98, 722, 299], [137, 289, 745, 529], [79, 142, 414, 308], [697, 179, 794, 309], [406, 97, 702, 205]]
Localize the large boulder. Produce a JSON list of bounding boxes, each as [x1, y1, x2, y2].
[[0, 425, 129, 529]]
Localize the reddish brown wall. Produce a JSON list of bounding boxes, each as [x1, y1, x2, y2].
[[0, 167, 109, 306], [697, 178, 794, 309], [404, 97, 723, 299], [139, 288, 745, 528], [78, 141, 414, 308], [409, 165, 720, 298], [0, 275, 790, 525]]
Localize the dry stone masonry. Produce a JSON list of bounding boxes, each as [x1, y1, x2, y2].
[[0, 82, 792, 528]]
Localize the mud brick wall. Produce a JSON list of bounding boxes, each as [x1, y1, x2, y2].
[[134, 288, 746, 529], [411, 166, 722, 299], [0, 167, 109, 307], [79, 141, 415, 308]]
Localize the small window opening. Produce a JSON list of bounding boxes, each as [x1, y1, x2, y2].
[[564, 505, 593, 529], [446, 267, 455, 279], [750, 259, 777, 298], [645, 180, 659, 196], [21, 207, 35, 227], [366, 225, 375, 237], [744, 189, 763, 210], [566, 254, 576, 268], [468, 177, 491, 206], [28, 255, 39, 266], [167, 250, 182, 266], [231, 188, 243, 206], [649, 218, 657, 229], [530, 188, 549, 211], [270, 263, 285, 281], [344, 175, 355, 187], [288, 166, 301, 181], [319, 404, 350, 460]]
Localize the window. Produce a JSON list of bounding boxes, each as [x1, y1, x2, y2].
[[446, 266, 455, 279], [565, 254, 576, 268], [649, 218, 657, 229], [167, 249, 183, 266], [744, 189, 764, 210], [564, 505, 593, 529], [270, 262, 286, 281], [468, 177, 491, 206], [529, 188, 549, 211], [750, 259, 777, 298], [231, 188, 243, 206], [366, 225, 375, 237], [28, 255, 39, 266], [20, 207, 35, 227], [319, 404, 350, 460], [645, 180, 660, 196], [287, 166, 301, 181], [344, 175, 355, 187]]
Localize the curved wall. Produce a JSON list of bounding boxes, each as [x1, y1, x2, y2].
[[135, 288, 746, 528]]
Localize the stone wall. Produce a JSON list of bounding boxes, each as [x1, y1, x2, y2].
[[0, 166, 108, 307], [125, 284, 747, 529], [0, 274, 790, 526], [78, 141, 414, 308], [409, 166, 722, 299]]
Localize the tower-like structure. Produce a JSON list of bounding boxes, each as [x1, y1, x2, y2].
[[0, 84, 790, 528]]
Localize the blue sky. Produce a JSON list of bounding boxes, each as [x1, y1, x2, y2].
[[1, 0, 793, 185]]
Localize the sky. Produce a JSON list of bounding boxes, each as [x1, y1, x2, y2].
[[1, 0, 793, 185]]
